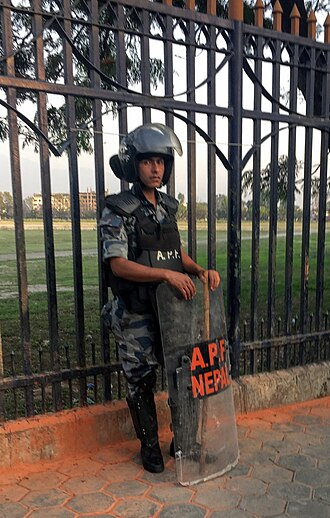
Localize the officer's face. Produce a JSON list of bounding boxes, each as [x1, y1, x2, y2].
[[137, 157, 165, 190]]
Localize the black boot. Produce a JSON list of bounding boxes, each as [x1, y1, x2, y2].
[[127, 377, 164, 473]]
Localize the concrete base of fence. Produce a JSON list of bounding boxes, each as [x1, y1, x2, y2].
[[1, 362, 329, 469]]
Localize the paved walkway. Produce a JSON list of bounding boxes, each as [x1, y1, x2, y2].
[[0, 397, 329, 517]]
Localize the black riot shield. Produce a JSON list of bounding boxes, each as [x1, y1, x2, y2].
[[156, 279, 239, 485]]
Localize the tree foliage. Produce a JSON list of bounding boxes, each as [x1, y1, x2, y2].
[[0, 0, 328, 154], [242, 155, 302, 204]]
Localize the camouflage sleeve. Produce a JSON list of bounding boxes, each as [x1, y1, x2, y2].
[[99, 206, 128, 261]]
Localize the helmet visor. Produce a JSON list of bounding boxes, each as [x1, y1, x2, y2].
[[131, 123, 183, 158]]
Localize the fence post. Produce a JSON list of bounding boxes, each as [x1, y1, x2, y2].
[[325, 15, 330, 44], [228, 0, 243, 21], [290, 4, 300, 36], [273, 0, 283, 32], [254, 0, 264, 28], [227, 17, 243, 378], [307, 10, 316, 40]]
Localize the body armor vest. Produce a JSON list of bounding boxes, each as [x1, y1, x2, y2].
[[104, 190, 183, 309]]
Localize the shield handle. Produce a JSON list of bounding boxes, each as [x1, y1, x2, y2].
[[200, 272, 210, 474]]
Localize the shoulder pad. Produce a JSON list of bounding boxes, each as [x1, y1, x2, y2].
[[105, 191, 141, 216], [160, 192, 179, 214]]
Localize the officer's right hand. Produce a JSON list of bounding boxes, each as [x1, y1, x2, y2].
[[165, 271, 196, 300]]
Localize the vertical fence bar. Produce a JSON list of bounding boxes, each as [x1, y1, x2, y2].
[[141, 8, 151, 124], [267, 39, 281, 339], [164, 9, 175, 198], [299, 47, 315, 341], [89, 0, 110, 399], [207, 23, 217, 270], [62, 0, 87, 405], [284, 41, 299, 336], [2, 0, 34, 415], [32, 0, 62, 410], [250, 33, 262, 344], [186, 17, 197, 261], [315, 48, 330, 332], [116, 2, 129, 194], [228, 20, 243, 378]]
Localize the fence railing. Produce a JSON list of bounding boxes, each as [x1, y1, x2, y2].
[[0, 0, 329, 421]]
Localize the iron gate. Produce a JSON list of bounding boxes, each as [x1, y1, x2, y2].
[[0, 0, 329, 420]]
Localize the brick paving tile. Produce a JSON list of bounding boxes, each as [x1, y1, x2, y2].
[[239, 449, 277, 466], [1, 397, 329, 518], [295, 467, 330, 486], [193, 486, 240, 510], [20, 488, 69, 508], [319, 459, 330, 470], [305, 424, 330, 436], [262, 439, 300, 455], [314, 486, 330, 504], [238, 437, 263, 453], [293, 414, 323, 425], [57, 457, 103, 477], [92, 442, 137, 465], [106, 480, 149, 497], [225, 462, 251, 477], [252, 463, 293, 483], [98, 461, 143, 482], [28, 508, 75, 518], [240, 493, 286, 516], [225, 476, 267, 496], [268, 480, 312, 500], [277, 453, 317, 470], [248, 429, 285, 443], [0, 484, 29, 503], [141, 467, 177, 484], [157, 503, 206, 517], [286, 499, 330, 517], [271, 422, 302, 433], [0, 502, 28, 518], [210, 509, 255, 518], [148, 483, 193, 503], [66, 491, 114, 513], [19, 470, 67, 490], [301, 443, 330, 459], [284, 431, 321, 446], [61, 474, 107, 493], [111, 496, 160, 517]]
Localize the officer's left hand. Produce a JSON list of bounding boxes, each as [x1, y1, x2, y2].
[[198, 269, 220, 291]]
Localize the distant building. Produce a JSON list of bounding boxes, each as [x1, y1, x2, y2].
[[32, 188, 101, 214], [79, 188, 97, 212]]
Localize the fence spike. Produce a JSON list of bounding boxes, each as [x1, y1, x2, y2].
[[325, 14, 330, 44], [290, 4, 300, 36], [228, 0, 243, 21], [185, 0, 195, 9], [207, 0, 216, 16], [307, 10, 316, 40], [254, 0, 264, 28], [272, 0, 283, 32]]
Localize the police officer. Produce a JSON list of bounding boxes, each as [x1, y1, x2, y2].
[[100, 123, 220, 473]]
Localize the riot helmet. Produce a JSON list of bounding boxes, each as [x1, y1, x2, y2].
[[109, 123, 183, 184]]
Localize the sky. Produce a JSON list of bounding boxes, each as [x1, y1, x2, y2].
[[0, 9, 329, 203]]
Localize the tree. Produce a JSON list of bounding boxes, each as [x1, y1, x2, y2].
[[0, 0, 328, 154], [0, 191, 13, 218], [177, 192, 187, 220], [216, 194, 228, 219], [242, 155, 302, 207]]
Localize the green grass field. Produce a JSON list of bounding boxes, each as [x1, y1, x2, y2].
[[0, 219, 329, 376]]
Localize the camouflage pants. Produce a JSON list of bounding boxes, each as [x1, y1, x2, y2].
[[104, 296, 163, 395]]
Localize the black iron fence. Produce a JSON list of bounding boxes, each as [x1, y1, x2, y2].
[[0, 0, 329, 421]]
